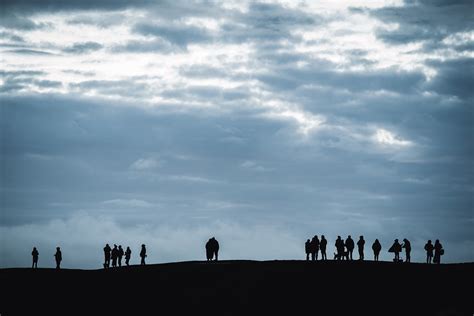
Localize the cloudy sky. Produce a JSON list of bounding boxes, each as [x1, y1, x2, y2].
[[1, 0, 473, 268]]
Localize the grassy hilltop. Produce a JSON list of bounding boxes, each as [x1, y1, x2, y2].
[[1, 260, 473, 316]]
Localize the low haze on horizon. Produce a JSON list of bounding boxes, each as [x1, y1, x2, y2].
[[1, 0, 473, 268]]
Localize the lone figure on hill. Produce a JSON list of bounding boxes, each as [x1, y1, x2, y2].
[[425, 240, 434, 264], [54, 247, 62, 269], [357, 236, 365, 260], [320, 235, 327, 260], [372, 239, 381, 261], [31, 247, 39, 268], [402, 239, 411, 263], [140, 244, 147, 265]]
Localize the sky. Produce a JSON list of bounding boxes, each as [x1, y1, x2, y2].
[[0, 0, 473, 268]]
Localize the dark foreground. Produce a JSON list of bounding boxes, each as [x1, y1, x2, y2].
[[2, 260, 473, 316]]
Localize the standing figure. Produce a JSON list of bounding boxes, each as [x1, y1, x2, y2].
[[335, 236, 344, 260], [111, 244, 118, 268], [345, 235, 355, 260], [402, 239, 411, 263], [118, 245, 124, 267], [103, 244, 111, 268], [54, 247, 62, 269], [140, 244, 147, 265], [320, 235, 327, 260], [424, 240, 434, 264], [311, 235, 320, 261], [389, 239, 402, 262], [433, 240, 444, 264], [125, 246, 132, 266], [357, 236, 365, 260], [372, 239, 381, 261], [32, 247, 39, 268], [305, 239, 311, 261], [206, 239, 214, 261], [210, 237, 219, 261]]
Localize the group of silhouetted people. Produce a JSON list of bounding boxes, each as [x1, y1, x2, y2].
[[28, 236, 445, 269], [103, 244, 145, 268], [205, 237, 220, 261], [304, 236, 444, 263], [305, 235, 328, 261]]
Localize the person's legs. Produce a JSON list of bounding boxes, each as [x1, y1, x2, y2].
[[215, 250, 218, 261]]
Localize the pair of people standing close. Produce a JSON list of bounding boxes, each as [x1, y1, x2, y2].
[[425, 240, 444, 264], [388, 239, 411, 262], [205, 237, 220, 261]]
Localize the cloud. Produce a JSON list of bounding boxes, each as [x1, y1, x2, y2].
[[63, 41, 103, 54], [373, 128, 413, 147], [130, 157, 160, 171], [102, 199, 153, 208], [132, 22, 213, 48]]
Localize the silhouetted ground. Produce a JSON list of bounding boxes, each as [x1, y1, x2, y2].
[[1, 260, 473, 316]]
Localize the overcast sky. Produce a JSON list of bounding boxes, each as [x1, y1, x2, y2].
[[1, 0, 473, 268]]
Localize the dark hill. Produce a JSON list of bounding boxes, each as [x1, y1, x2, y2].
[[1, 260, 473, 316]]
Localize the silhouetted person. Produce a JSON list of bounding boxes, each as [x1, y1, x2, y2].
[[372, 239, 381, 261], [311, 235, 320, 261], [103, 244, 111, 268], [389, 239, 402, 262], [206, 239, 213, 261], [111, 244, 118, 268], [335, 236, 344, 260], [433, 239, 444, 264], [425, 240, 434, 264], [125, 246, 131, 266], [345, 235, 354, 260], [305, 239, 311, 261], [357, 236, 365, 260], [320, 235, 327, 260], [209, 237, 219, 261], [31, 247, 39, 268], [402, 239, 411, 263], [54, 247, 62, 269], [118, 245, 124, 267], [140, 244, 147, 265]]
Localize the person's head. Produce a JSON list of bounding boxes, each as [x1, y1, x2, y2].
[[348, 235, 351, 238], [435, 239, 439, 244], [428, 240, 432, 244], [395, 239, 398, 243], [106, 243, 109, 247], [33, 247, 36, 250], [337, 235, 341, 239], [119, 245, 122, 248], [403, 238, 407, 242], [314, 235, 318, 239], [375, 239, 379, 242], [321, 235, 325, 239], [142, 244, 145, 247], [360, 236, 363, 239], [307, 239, 310, 242], [56, 247, 60, 250]]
